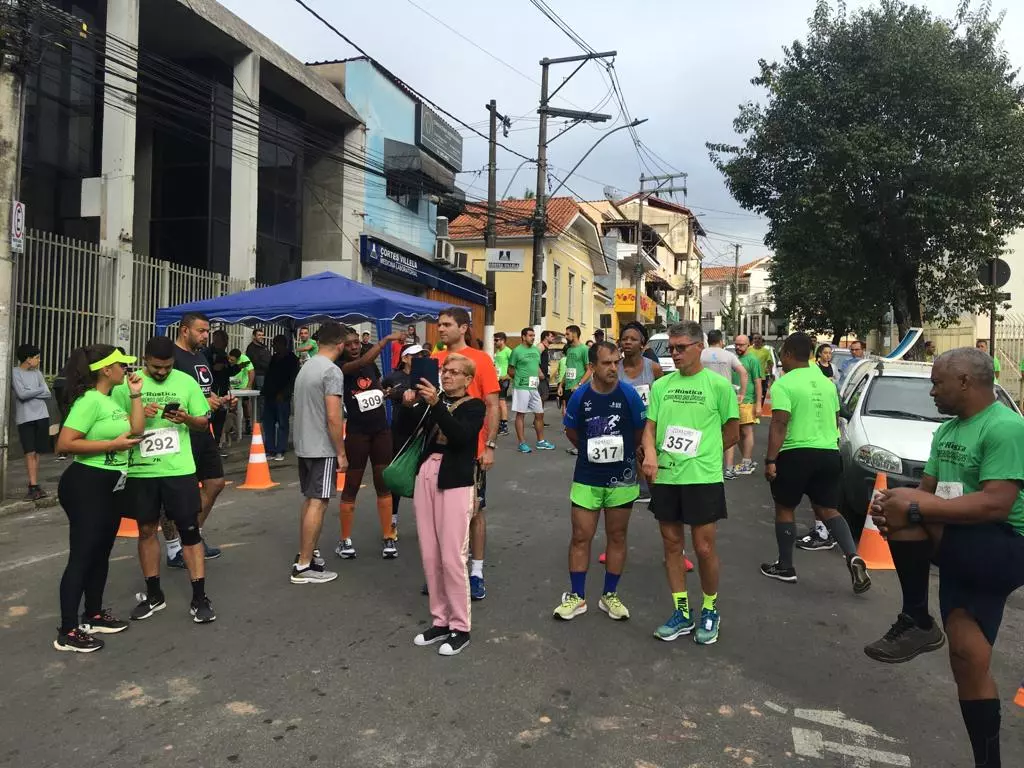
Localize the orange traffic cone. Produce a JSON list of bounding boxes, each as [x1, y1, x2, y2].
[[116, 516, 139, 538], [858, 472, 895, 570], [761, 390, 772, 419], [1015, 680, 1024, 708], [336, 422, 349, 491], [238, 423, 279, 490]]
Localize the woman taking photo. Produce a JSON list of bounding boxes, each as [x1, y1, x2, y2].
[[383, 343, 429, 533], [402, 353, 484, 657], [54, 345, 144, 652]]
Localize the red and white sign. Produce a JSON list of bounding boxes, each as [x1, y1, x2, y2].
[[10, 201, 25, 254]]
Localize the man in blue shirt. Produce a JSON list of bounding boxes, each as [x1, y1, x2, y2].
[[553, 341, 646, 622]]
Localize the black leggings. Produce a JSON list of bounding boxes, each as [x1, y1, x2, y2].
[[57, 463, 123, 632]]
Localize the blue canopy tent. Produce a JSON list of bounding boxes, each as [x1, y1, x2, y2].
[[155, 270, 460, 376]]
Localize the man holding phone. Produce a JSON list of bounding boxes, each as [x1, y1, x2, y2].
[[113, 336, 217, 624]]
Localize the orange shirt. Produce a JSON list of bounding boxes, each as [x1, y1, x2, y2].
[[434, 346, 499, 457]]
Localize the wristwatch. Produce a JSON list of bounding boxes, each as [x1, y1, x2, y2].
[[484, 441, 497, 450], [907, 502, 923, 525]]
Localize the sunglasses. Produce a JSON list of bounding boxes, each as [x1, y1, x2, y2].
[[668, 341, 701, 354]]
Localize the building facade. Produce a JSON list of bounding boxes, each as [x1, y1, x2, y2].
[[701, 257, 784, 338]]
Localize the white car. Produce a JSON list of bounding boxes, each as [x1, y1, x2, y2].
[[647, 333, 675, 372], [837, 358, 1021, 538]]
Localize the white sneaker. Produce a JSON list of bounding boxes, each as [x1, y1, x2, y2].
[[290, 562, 338, 584], [335, 538, 357, 559]]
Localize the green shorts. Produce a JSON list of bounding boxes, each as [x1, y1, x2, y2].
[[570, 482, 639, 511]]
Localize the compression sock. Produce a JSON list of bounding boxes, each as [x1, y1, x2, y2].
[[960, 699, 1000, 767], [569, 571, 586, 599], [824, 515, 858, 557], [470, 559, 484, 579], [339, 501, 355, 541], [673, 591, 689, 619], [145, 576, 163, 601], [190, 577, 206, 602], [165, 537, 182, 560], [376, 495, 395, 538], [775, 522, 797, 568], [702, 593, 718, 612], [888, 539, 933, 628], [603, 571, 621, 595]]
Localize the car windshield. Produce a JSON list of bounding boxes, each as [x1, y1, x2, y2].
[[862, 376, 948, 422], [648, 338, 670, 359]]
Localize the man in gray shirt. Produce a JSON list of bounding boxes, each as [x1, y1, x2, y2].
[[12, 344, 52, 500], [290, 322, 348, 585]]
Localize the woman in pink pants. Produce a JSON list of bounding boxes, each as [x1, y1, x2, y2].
[[406, 353, 485, 656]]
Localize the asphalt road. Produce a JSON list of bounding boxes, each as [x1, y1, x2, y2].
[[1, 414, 1021, 768]]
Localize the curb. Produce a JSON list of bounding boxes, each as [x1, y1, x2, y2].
[[0, 495, 60, 520]]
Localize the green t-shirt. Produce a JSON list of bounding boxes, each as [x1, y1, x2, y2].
[[750, 346, 773, 377], [924, 401, 1024, 535], [112, 370, 210, 478], [63, 389, 131, 471], [769, 366, 840, 452], [647, 369, 739, 485], [297, 339, 319, 362], [734, 352, 764, 404], [494, 346, 512, 379], [508, 343, 541, 391], [992, 356, 1000, 381], [557, 357, 566, 383], [563, 342, 590, 390], [229, 354, 253, 390]]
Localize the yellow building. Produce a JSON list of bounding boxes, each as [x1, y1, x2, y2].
[[449, 197, 609, 339]]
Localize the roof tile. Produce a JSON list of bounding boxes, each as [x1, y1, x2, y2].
[[449, 197, 581, 240]]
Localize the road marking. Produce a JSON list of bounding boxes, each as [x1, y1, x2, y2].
[[792, 728, 911, 766], [763, 701, 788, 714], [0, 550, 68, 573], [793, 709, 900, 742]]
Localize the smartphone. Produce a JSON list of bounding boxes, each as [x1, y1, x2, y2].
[[410, 357, 439, 387], [163, 402, 180, 415]]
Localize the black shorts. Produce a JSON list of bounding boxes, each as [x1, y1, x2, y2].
[[559, 388, 575, 408], [651, 482, 727, 526], [298, 457, 338, 500], [191, 430, 224, 481], [500, 380, 510, 398], [476, 461, 487, 510], [122, 475, 201, 529], [344, 428, 392, 472], [17, 418, 50, 454], [770, 448, 840, 509], [937, 523, 1024, 645]]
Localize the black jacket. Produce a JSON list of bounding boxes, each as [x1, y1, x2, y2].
[[246, 341, 272, 376], [397, 395, 485, 490], [262, 353, 299, 400]]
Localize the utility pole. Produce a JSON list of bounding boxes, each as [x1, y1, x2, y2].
[[632, 172, 687, 323], [732, 243, 741, 337], [531, 52, 615, 329], [484, 99, 508, 358]]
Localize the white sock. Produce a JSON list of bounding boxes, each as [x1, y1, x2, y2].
[[814, 521, 829, 539], [165, 537, 182, 559], [470, 559, 484, 579]]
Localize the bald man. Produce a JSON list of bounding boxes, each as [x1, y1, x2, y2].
[[867, 348, 1024, 767], [728, 334, 763, 475]]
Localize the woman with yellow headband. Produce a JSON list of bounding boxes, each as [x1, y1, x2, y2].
[[53, 344, 145, 653]]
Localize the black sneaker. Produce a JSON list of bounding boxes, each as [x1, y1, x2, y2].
[[414, 625, 450, 646], [847, 555, 872, 594], [129, 592, 166, 621], [760, 561, 797, 583], [382, 538, 398, 559], [80, 608, 128, 634], [864, 613, 946, 663], [438, 630, 470, 656], [796, 532, 836, 551], [54, 628, 104, 653], [190, 596, 216, 624]]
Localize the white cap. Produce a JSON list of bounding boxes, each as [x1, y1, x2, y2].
[[402, 344, 425, 357]]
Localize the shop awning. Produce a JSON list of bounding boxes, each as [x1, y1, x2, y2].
[[384, 138, 455, 193]]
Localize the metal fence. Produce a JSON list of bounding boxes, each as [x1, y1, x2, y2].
[[995, 313, 1024, 399]]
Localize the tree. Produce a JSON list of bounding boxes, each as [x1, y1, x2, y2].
[[708, 0, 1024, 337], [523, 188, 535, 200]]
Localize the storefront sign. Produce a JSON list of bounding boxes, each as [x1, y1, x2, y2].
[[614, 288, 655, 323], [415, 103, 463, 172], [485, 247, 525, 272], [360, 235, 486, 306]]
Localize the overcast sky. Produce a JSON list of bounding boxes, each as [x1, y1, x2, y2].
[[218, 0, 1024, 265]]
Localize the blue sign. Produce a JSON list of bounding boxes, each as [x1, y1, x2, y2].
[[360, 235, 487, 306]]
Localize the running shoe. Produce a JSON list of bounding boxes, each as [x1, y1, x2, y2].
[[414, 625, 450, 646], [760, 561, 797, 583], [54, 628, 103, 653], [553, 592, 587, 620], [335, 538, 357, 559], [635, 495, 651, 504], [598, 593, 630, 621], [290, 561, 338, 584], [724, 467, 737, 480], [566, 447, 579, 456], [796, 532, 836, 551], [190, 596, 217, 624], [470, 575, 487, 601], [438, 630, 471, 656], [312, 549, 326, 568], [382, 538, 398, 559], [863, 613, 946, 664], [272, 454, 285, 462], [536, 440, 555, 450], [518, 442, 532, 453], [80, 608, 128, 634], [167, 551, 186, 569], [847, 555, 872, 594], [203, 540, 222, 560], [498, 424, 510, 437], [56, 454, 68, 462], [420, 583, 429, 596], [130, 592, 167, 621], [736, 462, 757, 475], [653, 609, 695, 641], [694, 608, 721, 645]]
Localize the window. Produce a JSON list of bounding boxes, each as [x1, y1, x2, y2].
[[553, 263, 561, 315], [717, 286, 727, 298], [580, 279, 588, 325], [568, 272, 576, 319], [738, 281, 750, 295], [386, 177, 420, 213]]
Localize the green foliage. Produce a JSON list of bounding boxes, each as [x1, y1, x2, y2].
[[708, 0, 1024, 336]]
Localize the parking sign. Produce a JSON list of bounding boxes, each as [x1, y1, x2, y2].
[[10, 201, 25, 254]]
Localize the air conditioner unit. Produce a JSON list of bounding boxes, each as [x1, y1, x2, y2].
[[436, 216, 449, 239], [434, 239, 454, 265], [453, 250, 468, 270]]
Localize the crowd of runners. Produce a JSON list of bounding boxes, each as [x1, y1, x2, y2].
[[44, 310, 1023, 766]]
